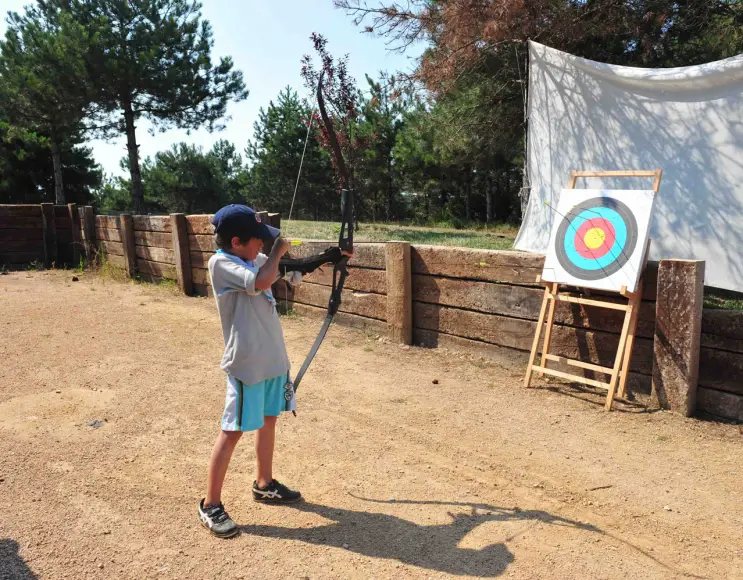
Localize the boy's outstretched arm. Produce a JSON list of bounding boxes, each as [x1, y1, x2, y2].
[[255, 237, 291, 291]]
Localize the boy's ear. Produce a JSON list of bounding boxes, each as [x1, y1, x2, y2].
[[230, 235, 242, 249]]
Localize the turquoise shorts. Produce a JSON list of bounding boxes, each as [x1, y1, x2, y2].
[[221, 374, 295, 432]]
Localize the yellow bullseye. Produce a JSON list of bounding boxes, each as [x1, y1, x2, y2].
[[583, 227, 606, 249]]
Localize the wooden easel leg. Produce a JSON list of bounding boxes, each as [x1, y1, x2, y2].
[[524, 286, 551, 388], [605, 298, 637, 411], [539, 283, 559, 376], [618, 289, 643, 399]]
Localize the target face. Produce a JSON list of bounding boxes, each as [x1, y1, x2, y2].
[[555, 197, 638, 281], [542, 189, 656, 292]]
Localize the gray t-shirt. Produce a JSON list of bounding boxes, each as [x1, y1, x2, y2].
[[208, 250, 290, 386]]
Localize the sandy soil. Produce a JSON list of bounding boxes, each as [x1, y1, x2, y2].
[[1, 270, 742, 580]]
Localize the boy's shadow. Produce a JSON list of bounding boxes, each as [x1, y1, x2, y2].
[[240, 498, 600, 577], [0, 539, 38, 579]]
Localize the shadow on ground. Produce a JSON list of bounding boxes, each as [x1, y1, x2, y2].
[[240, 499, 599, 577], [0, 539, 37, 580]]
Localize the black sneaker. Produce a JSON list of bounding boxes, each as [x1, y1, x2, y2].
[[252, 479, 302, 504], [198, 499, 239, 538]]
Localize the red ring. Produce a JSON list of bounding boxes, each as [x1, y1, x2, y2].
[[573, 217, 616, 259]]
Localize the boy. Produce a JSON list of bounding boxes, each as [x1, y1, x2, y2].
[[198, 204, 301, 539]]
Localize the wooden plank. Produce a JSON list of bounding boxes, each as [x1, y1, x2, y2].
[[543, 354, 613, 375], [303, 266, 386, 294], [532, 366, 610, 390], [120, 215, 136, 277], [698, 348, 743, 396], [386, 242, 412, 344], [193, 282, 212, 298], [188, 234, 216, 253], [135, 230, 172, 248], [80, 206, 96, 258], [100, 241, 125, 256], [0, 251, 45, 264], [286, 241, 385, 270], [192, 267, 210, 286], [0, 229, 43, 241], [0, 216, 43, 229], [68, 204, 82, 265], [555, 293, 628, 311], [103, 253, 127, 268], [411, 245, 543, 284], [135, 245, 175, 264], [695, 387, 743, 422], [413, 275, 656, 338], [701, 310, 743, 352], [0, 205, 42, 217], [54, 205, 68, 218], [289, 302, 387, 335], [57, 228, 72, 244], [414, 302, 654, 375], [185, 214, 214, 235], [136, 258, 177, 280], [652, 260, 704, 415], [133, 215, 172, 233], [275, 281, 387, 321], [572, 170, 661, 178], [1, 239, 45, 252], [55, 216, 71, 231], [414, 328, 653, 397], [41, 203, 56, 266], [96, 215, 122, 230], [190, 251, 214, 268], [96, 227, 123, 243], [171, 213, 192, 295]]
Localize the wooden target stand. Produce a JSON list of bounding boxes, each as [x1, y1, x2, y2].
[[524, 169, 663, 411]]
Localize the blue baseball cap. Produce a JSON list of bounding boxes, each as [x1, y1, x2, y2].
[[211, 204, 280, 241]]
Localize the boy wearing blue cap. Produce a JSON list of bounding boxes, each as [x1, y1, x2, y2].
[[198, 204, 301, 538]]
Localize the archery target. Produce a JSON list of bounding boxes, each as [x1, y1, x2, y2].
[[542, 189, 656, 292]]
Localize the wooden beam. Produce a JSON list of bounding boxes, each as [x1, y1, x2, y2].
[[40, 203, 57, 266], [531, 366, 610, 390], [133, 215, 171, 232], [135, 245, 175, 264], [134, 230, 172, 248], [170, 213, 193, 295], [68, 203, 82, 266], [554, 293, 629, 311], [81, 206, 96, 259], [120, 214, 137, 278], [651, 260, 705, 416], [524, 286, 550, 388], [385, 241, 412, 344], [543, 354, 613, 375]]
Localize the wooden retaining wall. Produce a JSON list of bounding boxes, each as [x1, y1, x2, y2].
[[0, 205, 734, 423], [0, 203, 85, 267]]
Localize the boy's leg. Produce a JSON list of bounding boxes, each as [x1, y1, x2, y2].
[[206, 430, 243, 506], [255, 415, 277, 488]]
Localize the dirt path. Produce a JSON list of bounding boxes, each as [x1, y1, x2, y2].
[[1, 270, 741, 580]]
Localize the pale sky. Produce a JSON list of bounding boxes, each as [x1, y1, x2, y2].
[[0, 0, 424, 177]]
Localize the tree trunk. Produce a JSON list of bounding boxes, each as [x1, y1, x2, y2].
[[123, 101, 146, 214], [50, 135, 65, 205], [486, 171, 493, 224], [465, 167, 472, 221], [386, 154, 393, 221]]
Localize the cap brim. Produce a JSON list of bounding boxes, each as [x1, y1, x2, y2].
[[259, 223, 280, 240]]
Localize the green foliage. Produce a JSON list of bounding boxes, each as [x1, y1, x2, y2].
[[39, 0, 249, 212], [245, 87, 336, 219], [141, 140, 247, 213]]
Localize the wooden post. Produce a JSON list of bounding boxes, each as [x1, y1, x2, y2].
[[651, 259, 705, 416], [385, 241, 413, 345], [40, 203, 57, 267], [119, 214, 137, 278], [68, 203, 82, 266], [170, 213, 193, 295], [81, 206, 96, 260], [263, 212, 281, 254]]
